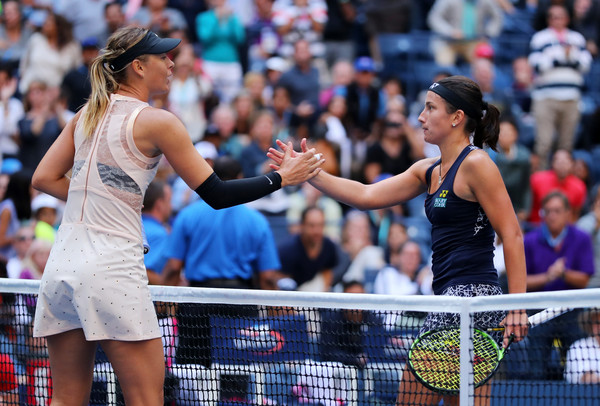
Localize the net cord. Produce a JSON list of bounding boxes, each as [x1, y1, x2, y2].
[[1, 279, 598, 313], [1, 280, 600, 405]]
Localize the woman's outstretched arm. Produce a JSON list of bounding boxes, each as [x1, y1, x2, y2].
[[268, 138, 431, 211]]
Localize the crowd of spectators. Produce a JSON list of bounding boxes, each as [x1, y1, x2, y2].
[[0, 0, 600, 397]]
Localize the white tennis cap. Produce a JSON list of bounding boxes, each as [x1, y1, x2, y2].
[[31, 193, 60, 212], [265, 57, 288, 72], [194, 141, 218, 161]]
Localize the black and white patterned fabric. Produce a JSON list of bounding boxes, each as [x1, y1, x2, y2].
[[420, 284, 506, 344]]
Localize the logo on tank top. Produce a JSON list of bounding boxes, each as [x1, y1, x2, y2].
[[473, 206, 489, 235], [434, 190, 448, 207]]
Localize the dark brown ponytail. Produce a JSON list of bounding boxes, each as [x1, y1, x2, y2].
[[437, 76, 500, 151], [474, 102, 500, 151]]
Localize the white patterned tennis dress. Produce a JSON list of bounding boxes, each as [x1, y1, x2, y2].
[[33, 94, 162, 341]]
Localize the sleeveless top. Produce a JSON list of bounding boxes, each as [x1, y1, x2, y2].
[[424, 145, 498, 295], [33, 94, 163, 340], [64, 93, 162, 241]]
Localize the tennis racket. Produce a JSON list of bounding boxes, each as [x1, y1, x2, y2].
[[407, 307, 568, 394]]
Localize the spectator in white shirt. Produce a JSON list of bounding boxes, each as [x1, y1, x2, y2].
[[565, 308, 600, 384], [374, 240, 433, 297], [528, 4, 592, 168]]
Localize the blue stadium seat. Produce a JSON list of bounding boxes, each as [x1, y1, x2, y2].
[[494, 63, 515, 93], [412, 60, 447, 93], [378, 31, 434, 63], [362, 267, 379, 294], [402, 215, 432, 262], [363, 322, 415, 365], [491, 34, 531, 66], [264, 214, 291, 246], [405, 31, 435, 63], [490, 380, 600, 406], [263, 363, 299, 405], [377, 31, 435, 103], [500, 9, 536, 38], [364, 362, 405, 405], [588, 147, 600, 188], [584, 60, 600, 105], [572, 149, 596, 185]]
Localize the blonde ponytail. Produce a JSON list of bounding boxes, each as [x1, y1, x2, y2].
[[80, 27, 147, 137]]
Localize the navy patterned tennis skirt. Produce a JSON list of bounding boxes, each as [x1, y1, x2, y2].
[[420, 283, 506, 344]]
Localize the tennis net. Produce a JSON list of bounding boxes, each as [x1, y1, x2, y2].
[[0, 279, 599, 405]]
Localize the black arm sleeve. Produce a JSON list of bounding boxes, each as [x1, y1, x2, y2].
[[194, 171, 282, 209]]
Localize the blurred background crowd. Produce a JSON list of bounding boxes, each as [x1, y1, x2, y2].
[[0, 0, 599, 392], [0, 0, 599, 298]]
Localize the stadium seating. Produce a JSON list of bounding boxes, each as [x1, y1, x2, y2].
[[490, 380, 600, 406], [363, 362, 405, 404], [376, 31, 436, 102]]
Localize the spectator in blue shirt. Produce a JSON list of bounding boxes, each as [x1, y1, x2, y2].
[[277, 39, 321, 138], [142, 180, 172, 285], [162, 155, 282, 289], [342, 56, 385, 142], [162, 156, 284, 366]]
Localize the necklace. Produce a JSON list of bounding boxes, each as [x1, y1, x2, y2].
[[438, 163, 448, 185]]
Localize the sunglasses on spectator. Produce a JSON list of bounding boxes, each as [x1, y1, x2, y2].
[[16, 235, 35, 242], [385, 121, 403, 128]]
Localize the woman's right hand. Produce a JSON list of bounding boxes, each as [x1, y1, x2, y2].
[[501, 309, 529, 348], [268, 138, 311, 167], [272, 139, 324, 187]]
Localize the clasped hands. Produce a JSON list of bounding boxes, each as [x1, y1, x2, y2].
[[546, 257, 566, 282], [269, 138, 324, 187]]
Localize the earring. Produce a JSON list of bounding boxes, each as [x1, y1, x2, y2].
[[452, 123, 456, 127]]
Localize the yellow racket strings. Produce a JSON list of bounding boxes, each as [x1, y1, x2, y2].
[[410, 329, 501, 392]]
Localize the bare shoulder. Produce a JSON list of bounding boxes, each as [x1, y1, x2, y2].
[[135, 107, 188, 144], [132, 107, 190, 156], [71, 109, 84, 123], [412, 156, 440, 172], [136, 107, 181, 132], [63, 109, 83, 131], [409, 156, 440, 182], [462, 148, 496, 171], [461, 147, 503, 185], [416, 156, 440, 168]]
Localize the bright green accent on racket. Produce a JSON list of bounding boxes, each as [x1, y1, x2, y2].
[[408, 327, 514, 394]]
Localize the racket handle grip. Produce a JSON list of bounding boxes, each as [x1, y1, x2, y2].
[[503, 333, 516, 350]]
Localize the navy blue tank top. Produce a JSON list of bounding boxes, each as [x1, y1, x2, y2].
[[424, 145, 498, 295]]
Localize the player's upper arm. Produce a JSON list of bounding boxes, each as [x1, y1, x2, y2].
[[359, 158, 433, 209], [464, 151, 519, 237], [135, 108, 214, 189], [32, 111, 78, 199]]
